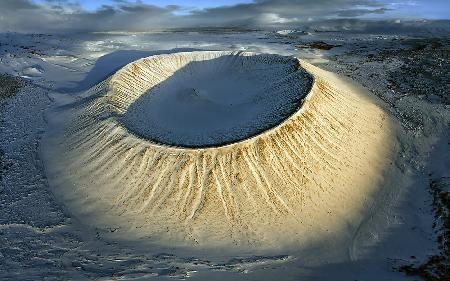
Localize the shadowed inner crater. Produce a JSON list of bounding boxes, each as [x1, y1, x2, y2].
[[120, 54, 312, 147]]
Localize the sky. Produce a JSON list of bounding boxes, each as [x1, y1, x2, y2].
[[69, 0, 255, 10], [40, 0, 450, 18], [1, 0, 449, 33]]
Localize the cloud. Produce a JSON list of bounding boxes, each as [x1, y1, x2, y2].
[[303, 18, 450, 34], [181, 0, 396, 27], [0, 0, 178, 33], [336, 8, 390, 17], [1, 0, 39, 10], [0, 0, 448, 33]]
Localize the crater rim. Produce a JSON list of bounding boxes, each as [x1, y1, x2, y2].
[[107, 51, 314, 149]]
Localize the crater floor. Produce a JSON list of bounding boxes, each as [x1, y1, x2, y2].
[[118, 52, 312, 147]]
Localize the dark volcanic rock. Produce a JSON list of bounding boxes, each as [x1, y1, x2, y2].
[[296, 41, 342, 50]]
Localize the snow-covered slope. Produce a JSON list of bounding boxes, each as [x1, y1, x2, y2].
[[41, 52, 401, 251]]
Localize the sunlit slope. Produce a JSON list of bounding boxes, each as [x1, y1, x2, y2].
[[44, 51, 396, 248]]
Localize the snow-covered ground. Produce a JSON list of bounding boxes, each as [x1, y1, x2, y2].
[[0, 30, 449, 280]]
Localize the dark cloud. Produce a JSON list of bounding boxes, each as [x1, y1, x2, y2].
[[0, 0, 448, 33], [0, 0, 178, 32], [1, 0, 39, 9], [171, 0, 404, 28]]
